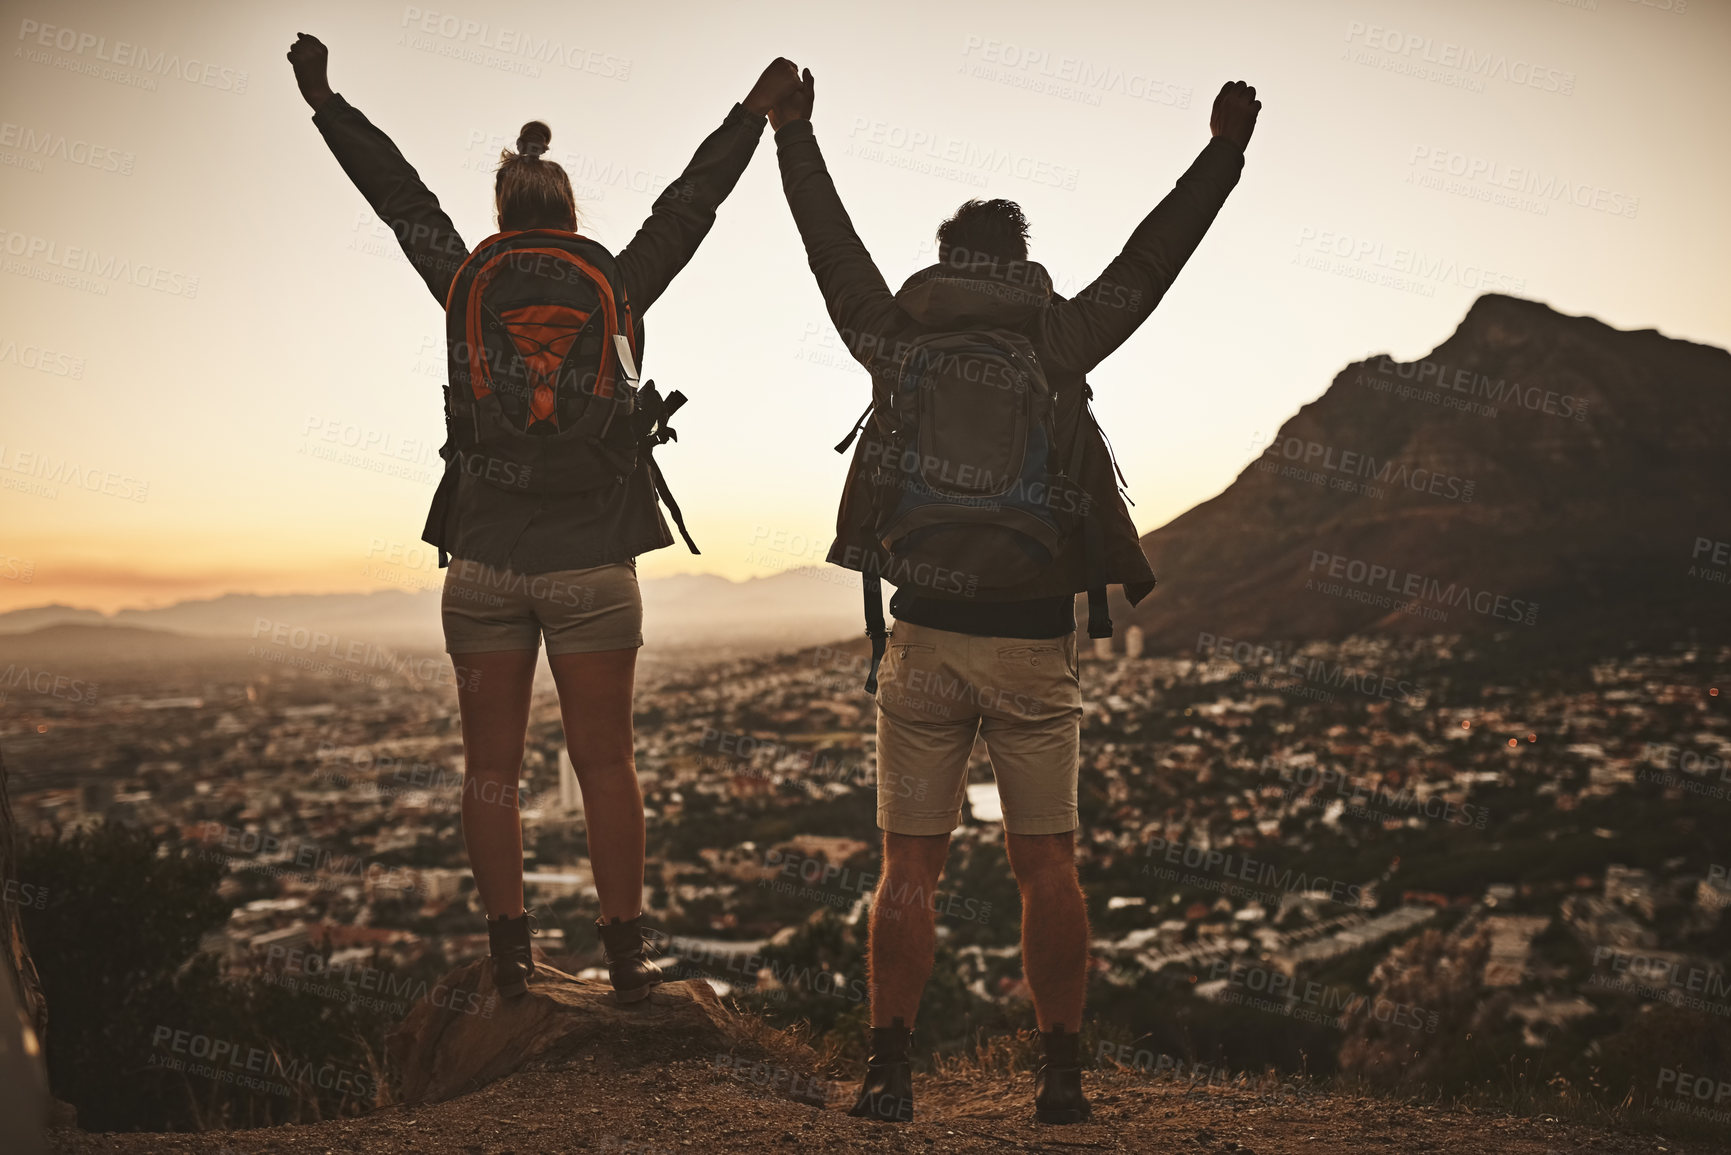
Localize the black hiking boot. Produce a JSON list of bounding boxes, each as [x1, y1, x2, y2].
[[486, 909, 538, 999], [848, 1019, 915, 1122], [597, 914, 666, 1004], [1034, 1023, 1092, 1124]]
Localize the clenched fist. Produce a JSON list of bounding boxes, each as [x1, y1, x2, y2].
[[1210, 80, 1260, 151], [287, 33, 333, 111]]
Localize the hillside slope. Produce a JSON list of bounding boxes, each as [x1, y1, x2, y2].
[[1126, 294, 1731, 653]]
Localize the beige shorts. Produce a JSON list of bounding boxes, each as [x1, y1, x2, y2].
[[873, 619, 1082, 836], [440, 558, 642, 656]]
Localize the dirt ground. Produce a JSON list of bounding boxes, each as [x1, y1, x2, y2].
[[47, 1055, 1716, 1155]]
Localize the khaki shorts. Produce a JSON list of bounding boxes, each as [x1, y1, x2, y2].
[[874, 619, 1082, 836], [441, 558, 642, 656]]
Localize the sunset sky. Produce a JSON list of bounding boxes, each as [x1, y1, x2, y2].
[[2, 0, 1726, 613]]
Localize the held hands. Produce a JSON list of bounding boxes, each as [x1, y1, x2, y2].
[[743, 58, 803, 119], [1210, 80, 1260, 151], [770, 68, 814, 132], [287, 33, 333, 111]]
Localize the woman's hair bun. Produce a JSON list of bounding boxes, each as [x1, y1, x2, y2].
[[516, 120, 551, 158]]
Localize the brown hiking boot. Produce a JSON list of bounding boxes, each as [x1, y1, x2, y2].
[[848, 1019, 915, 1122], [596, 913, 666, 1004], [1034, 1023, 1092, 1124], [486, 909, 538, 999]]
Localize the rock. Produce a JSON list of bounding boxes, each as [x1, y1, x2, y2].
[[386, 959, 747, 1105]]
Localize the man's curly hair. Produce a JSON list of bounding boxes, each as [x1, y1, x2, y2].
[[936, 198, 1030, 266]]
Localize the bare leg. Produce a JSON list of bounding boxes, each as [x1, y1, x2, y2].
[[867, 831, 951, 1027], [452, 650, 539, 919], [1007, 831, 1089, 1031], [548, 648, 644, 922]]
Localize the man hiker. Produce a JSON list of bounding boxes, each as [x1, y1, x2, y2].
[[765, 73, 1260, 1123]]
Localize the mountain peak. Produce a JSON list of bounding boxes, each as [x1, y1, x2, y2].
[[1127, 297, 1731, 652]]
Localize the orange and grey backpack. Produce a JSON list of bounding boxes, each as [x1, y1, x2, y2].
[[434, 228, 696, 563]]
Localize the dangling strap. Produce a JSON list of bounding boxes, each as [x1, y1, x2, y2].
[[1084, 512, 1112, 640], [835, 401, 874, 454], [638, 382, 697, 553], [647, 455, 698, 555], [862, 571, 889, 693], [1066, 392, 1113, 640]]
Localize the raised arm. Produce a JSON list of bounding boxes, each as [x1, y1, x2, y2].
[[289, 34, 469, 306], [613, 60, 802, 313], [1042, 81, 1259, 376], [770, 70, 908, 372]]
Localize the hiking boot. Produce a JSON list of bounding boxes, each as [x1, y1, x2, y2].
[[1034, 1023, 1091, 1124], [486, 909, 537, 999], [597, 913, 665, 1004], [848, 1019, 915, 1122]]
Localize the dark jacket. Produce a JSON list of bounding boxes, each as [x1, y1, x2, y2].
[[773, 119, 1244, 606], [312, 94, 767, 573]]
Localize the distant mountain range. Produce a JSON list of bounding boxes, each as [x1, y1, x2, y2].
[[0, 567, 864, 655], [1123, 294, 1731, 652], [6, 295, 1725, 662]]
